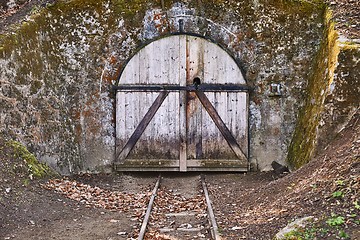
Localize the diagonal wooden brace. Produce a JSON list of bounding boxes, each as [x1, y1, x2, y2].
[[195, 91, 247, 162], [115, 91, 169, 163]]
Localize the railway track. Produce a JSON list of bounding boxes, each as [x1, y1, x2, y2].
[[137, 174, 221, 240]]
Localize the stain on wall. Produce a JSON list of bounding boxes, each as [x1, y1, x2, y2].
[[0, 0, 326, 174]]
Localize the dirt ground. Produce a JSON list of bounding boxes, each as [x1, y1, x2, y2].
[[0, 172, 158, 240], [0, 1, 359, 240], [0, 110, 359, 239], [206, 113, 360, 239]]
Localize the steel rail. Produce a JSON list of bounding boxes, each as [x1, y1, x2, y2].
[[138, 174, 221, 240], [138, 175, 161, 240], [202, 175, 222, 240]]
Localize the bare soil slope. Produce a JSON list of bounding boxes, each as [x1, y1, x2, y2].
[[207, 111, 360, 239]]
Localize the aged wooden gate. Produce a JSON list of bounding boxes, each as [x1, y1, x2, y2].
[[114, 35, 249, 171]]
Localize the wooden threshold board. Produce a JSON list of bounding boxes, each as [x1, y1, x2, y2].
[[113, 159, 249, 172]]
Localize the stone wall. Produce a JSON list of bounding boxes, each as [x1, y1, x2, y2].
[[286, 9, 339, 169], [0, 0, 326, 174], [317, 44, 360, 151]]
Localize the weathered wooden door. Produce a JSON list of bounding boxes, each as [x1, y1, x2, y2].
[[114, 35, 249, 171]]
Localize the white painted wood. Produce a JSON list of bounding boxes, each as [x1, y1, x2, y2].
[[122, 37, 183, 85], [116, 92, 126, 153], [179, 91, 187, 172], [187, 35, 248, 161], [127, 92, 180, 160], [179, 35, 187, 171], [201, 92, 237, 160], [120, 35, 245, 85], [186, 36, 205, 83], [116, 34, 248, 170], [186, 36, 204, 160], [203, 39, 245, 84], [130, 92, 155, 157]]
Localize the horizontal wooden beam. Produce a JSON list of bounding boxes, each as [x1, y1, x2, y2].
[[114, 167, 248, 172], [113, 84, 250, 92], [114, 159, 248, 171]]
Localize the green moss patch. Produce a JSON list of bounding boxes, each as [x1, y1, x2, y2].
[[4, 140, 57, 179], [287, 7, 340, 169]]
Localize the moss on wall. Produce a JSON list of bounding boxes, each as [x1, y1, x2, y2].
[[286, 7, 339, 169], [0, 0, 328, 173], [316, 43, 360, 151], [5, 140, 57, 179]]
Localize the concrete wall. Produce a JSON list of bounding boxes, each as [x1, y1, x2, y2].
[[0, 0, 326, 174]]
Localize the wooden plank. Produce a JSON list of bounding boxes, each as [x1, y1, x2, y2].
[[235, 92, 248, 156], [195, 91, 247, 162], [120, 48, 140, 84], [216, 92, 231, 158], [114, 159, 248, 171], [114, 159, 181, 171], [201, 92, 236, 159], [114, 160, 248, 171], [179, 35, 187, 171], [116, 167, 247, 172], [115, 159, 180, 166], [220, 92, 229, 156], [116, 168, 180, 171], [204, 41, 219, 84], [115, 91, 169, 163], [179, 91, 187, 171], [115, 35, 249, 171], [115, 92, 126, 156], [173, 92, 181, 150], [138, 41, 149, 84], [187, 159, 248, 168], [186, 93, 203, 160], [218, 92, 249, 158], [151, 38, 161, 82], [115, 159, 247, 168], [166, 92, 180, 158], [200, 100, 212, 159], [131, 92, 153, 157], [203, 38, 246, 85], [227, 92, 235, 147], [187, 167, 248, 172], [125, 92, 133, 149], [113, 84, 249, 91], [158, 34, 184, 159], [186, 35, 204, 83], [186, 35, 204, 161], [165, 36, 180, 85]]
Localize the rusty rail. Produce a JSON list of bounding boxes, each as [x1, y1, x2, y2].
[[138, 175, 161, 240], [201, 175, 222, 240], [138, 174, 221, 240]]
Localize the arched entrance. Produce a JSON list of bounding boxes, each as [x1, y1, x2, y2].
[[114, 35, 249, 171]]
